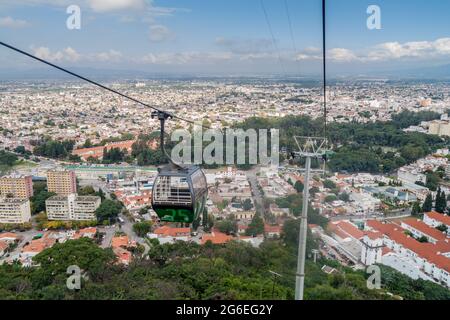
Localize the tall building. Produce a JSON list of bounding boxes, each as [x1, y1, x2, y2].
[[0, 198, 31, 224], [47, 170, 77, 196], [428, 120, 450, 137], [0, 175, 33, 199], [46, 194, 100, 221]]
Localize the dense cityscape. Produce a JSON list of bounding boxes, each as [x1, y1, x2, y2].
[[0, 78, 450, 300], [2, 0, 450, 308]]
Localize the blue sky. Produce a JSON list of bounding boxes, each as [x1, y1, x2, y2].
[[1, 0, 450, 75]]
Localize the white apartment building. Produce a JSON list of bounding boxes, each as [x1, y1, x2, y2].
[[429, 120, 450, 137], [46, 194, 101, 221], [349, 191, 381, 213], [0, 198, 31, 224], [360, 233, 384, 266], [423, 211, 450, 235], [382, 252, 434, 282], [366, 220, 450, 288]]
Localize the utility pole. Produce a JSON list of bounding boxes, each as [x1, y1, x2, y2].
[[293, 137, 327, 300], [312, 249, 320, 263], [268, 270, 282, 299]]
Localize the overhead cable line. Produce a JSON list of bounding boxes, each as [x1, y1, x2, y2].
[[322, 0, 327, 141], [260, 0, 286, 75], [0, 40, 215, 131], [283, 0, 301, 75]]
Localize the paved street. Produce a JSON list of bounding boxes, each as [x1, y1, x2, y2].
[[246, 167, 264, 211], [0, 229, 40, 264], [98, 225, 117, 248]]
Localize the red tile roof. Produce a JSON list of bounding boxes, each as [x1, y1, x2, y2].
[[401, 218, 447, 241], [154, 226, 190, 238], [364, 230, 383, 240], [329, 220, 364, 240], [0, 232, 21, 241], [22, 237, 55, 254], [264, 224, 281, 234], [201, 231, 233, 245], [426, 211, 450, 226], [111, 235, 129, 249], [113, 247, 132, 265], [367, 220, 450, 273], [0, 241, 8, 252], [79, 227, 97, 235]]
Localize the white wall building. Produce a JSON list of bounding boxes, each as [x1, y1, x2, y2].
[[382, 252, 434, 281], [360, 233, 383, 266], [0, 198, 31, 224], [46, 194, 101, 221], [423, 211, 450, 235]]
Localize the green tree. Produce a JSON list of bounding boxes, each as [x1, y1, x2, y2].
[[216, 218, 238, 235], [83, 139, 93, 148], [338, 192, 350, 202], [33, 138, 75, 159], [323, 180, 337, 189], [426, 172, 440, 192], [30, 182, 56, 215], [95, 199, 122, 222], [133, 221, 153, 237], [245, 213, 264, 236], [411, 201, 422, 216], [242, 198, 253, 211], [78, 186, 96, 196], [33, 238, 116, 286], [294, 181, 304, 193], [0, 150, 18, 166], [435, 188, 446, 213], [281, 219, 318, 255], [422, 194, 433, 212]]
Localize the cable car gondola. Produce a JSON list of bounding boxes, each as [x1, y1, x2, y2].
[[150, 111, 208, 224]]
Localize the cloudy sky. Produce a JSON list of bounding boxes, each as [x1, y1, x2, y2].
[[1, 0, 450, 76]]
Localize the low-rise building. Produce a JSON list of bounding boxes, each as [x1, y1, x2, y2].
[[46, 194, 101, 221], [149, 226, 191, 244], [366, 220, 450, 288], [0, 198, 31, 224], [423, 211, 450, 235], [400, 218, 447, 244]]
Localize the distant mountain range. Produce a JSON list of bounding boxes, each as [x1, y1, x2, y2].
[[1, 63, 450, 81]]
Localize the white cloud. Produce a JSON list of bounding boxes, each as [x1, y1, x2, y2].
[[33, 46, 80, 62], [366, 38, 450, 61], [295, 38, 450, 63], [92, 50, 123, 62], [328, 48, 358, 62], [32, 46, 124, 63], [141, 52, 232, 65], [149, 25, 172, 42], [0, 16, 30, 28], [87, 0, 146, 12]]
